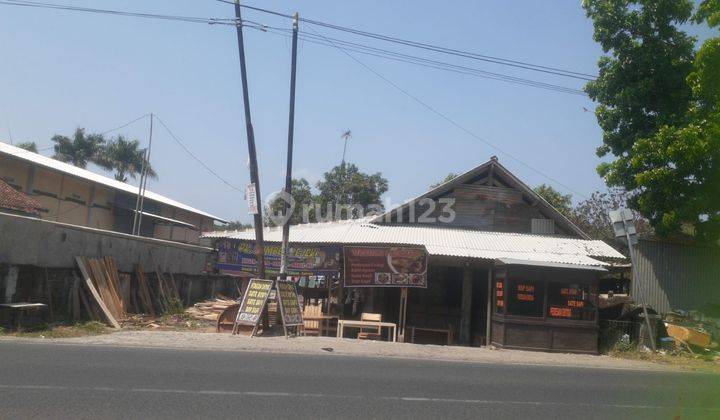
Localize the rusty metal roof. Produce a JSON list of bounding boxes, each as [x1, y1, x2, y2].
[[203, 218, 625, 267]]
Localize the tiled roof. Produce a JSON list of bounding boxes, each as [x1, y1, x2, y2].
[[0, 179, 42, 216]]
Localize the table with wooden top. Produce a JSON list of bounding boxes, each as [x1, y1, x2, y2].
[[0, 302, 47, 329], [336, 319, 397, 342], [409, 326, 453, 345], [303, 314, 338, 336]]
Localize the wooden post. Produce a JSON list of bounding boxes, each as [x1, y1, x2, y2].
[[460, 265, 473, 345], [486, 267, 492, 347], [398, 287, 408, 343]]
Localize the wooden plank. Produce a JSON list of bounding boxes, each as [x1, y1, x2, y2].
[[75, 256, 120, 329]]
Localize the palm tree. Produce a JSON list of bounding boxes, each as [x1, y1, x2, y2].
[[51, 128, 105, 168], [16, 141, 38, 153], [98, 135, 157, 183]]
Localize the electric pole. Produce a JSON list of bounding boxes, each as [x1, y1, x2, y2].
[[279, 12, 299, 281], [133, 113, 153, 236], [234, 0, 266, 280]]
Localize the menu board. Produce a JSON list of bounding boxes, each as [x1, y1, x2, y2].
[[235, 278, 273, 326], [217, 240, 341, 277], [276, 280, 303, 326], [344, 246, 427, 288], [547, 284, 593, 320]]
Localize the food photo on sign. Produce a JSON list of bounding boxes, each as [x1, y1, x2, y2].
[[344, 246, 428, 288]]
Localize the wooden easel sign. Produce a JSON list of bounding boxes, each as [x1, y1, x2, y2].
[[276, 280, 303, 337], [232, 278, 273, 336]]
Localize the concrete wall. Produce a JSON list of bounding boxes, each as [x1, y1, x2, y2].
[[0, 212, 211, 274], [1, 154, 214, 244]]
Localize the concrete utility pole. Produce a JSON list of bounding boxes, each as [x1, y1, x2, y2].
[[279, 12, 299, 281], [133, 113, 153, 236], [234, 0, 265, 280]]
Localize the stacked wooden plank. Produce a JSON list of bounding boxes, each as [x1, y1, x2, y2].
[[186, 299, 237, 322], [74, 256, 123, 328]]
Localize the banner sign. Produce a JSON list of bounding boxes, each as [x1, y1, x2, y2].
[[217, 240, 341, 277], [235, 278, 273, 326], [246, 183, 258, 215], [276, 280, 303, 326], [344, 246, 428, 288]]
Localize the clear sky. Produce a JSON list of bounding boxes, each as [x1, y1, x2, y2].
[[0, 1, 714, 223]]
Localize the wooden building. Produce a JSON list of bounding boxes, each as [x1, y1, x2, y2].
[[205, 157, 624, 353], [1, 141, 226, 244]]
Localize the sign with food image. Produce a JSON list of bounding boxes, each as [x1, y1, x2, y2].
[[344, 246, 428, 288]]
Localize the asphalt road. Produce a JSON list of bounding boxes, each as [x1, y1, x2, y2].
[[0, 342, 717, 420]]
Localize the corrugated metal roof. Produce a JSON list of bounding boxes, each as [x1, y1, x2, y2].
[[1, 141, 226, 222], [203, 218, 626, 267]]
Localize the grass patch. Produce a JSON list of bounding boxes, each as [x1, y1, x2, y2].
[[0, 321, 110, 339], [609, 347, 720, 373]]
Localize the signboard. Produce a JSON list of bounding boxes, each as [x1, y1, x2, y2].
[[246, 183, 258, 215], [217, 240, 341, 277], [344, 246, 428, 288], [276, 280, 303, 326], [609, 208, 637, 245], [235, 278, 273, 326]]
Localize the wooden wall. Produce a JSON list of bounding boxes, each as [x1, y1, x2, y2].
[[395, 170, 572, 236]]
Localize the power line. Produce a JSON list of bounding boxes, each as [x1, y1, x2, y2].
[[100, 113, 151, 136], [153, 115, 243, 192], [217, 0, 597, 81], [303, 24, 588, 199], [263, 28, 586, 96], [0, 0, 237, 25]]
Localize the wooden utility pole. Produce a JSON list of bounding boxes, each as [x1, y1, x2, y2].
[[234, 0, 265, 280], [279, 13, 299, 281]]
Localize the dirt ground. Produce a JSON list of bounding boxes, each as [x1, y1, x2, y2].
[[4, 328, 712, 372]]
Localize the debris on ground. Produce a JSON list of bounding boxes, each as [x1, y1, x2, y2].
[[185, 299, 238, 322]]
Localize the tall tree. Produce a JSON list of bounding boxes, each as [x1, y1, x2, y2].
[[534, 184, 573, 217], [266, 178, 316, 226], [584, 0, 720, 241], [97, 135, 157, 183], [16, 141, 38, 153], [570, 189, 653, 242], [430, 173, 459, 189], [51, 128, 106, 168], [628, 1, 720, 240], [316, 163, 388, 220]]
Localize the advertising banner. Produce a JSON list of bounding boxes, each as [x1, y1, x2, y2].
[[344, 246, 428, 288], [217, 240, 341, 277], [235, 278, 273, 326]]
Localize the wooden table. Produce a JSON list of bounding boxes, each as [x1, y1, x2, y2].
[[409, 326, 453, 345], [0, 302, 47, 329], [337, 320, 397, 342], [303, 315, 338, 336]]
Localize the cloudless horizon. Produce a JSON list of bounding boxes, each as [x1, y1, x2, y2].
[[1, 1, 714, 223]]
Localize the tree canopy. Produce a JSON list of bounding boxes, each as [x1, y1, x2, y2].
[[51, 128, 106, 168], [430, 173, 459, 189], [16, 141, 37, 153], [97, 135, 156, 182], [533, 184, 573, 217], [584, 0, 720, 242], [266, 163, 389, 225]]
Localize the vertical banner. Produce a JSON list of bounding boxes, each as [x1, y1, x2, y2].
[[235, 278, 273, 327], [276, 280, 303, 326]]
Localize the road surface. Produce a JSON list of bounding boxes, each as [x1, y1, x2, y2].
[[0, 342, 717, 419]]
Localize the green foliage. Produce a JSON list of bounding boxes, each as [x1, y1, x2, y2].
[[96, 135, 156, 182], [430, 173, 459, 189], [570, 189, 652, 242], [16, 141, 38, 153], [52, 127, 106, 168], [584, 0, 720, 242], [533, 184, 573, 217], [216, 221, 252, 231], [316, 163, 389, 220], [266, 178, 316, 226]]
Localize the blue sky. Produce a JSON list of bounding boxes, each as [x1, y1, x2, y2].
[[0, 1, 714, 223]]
